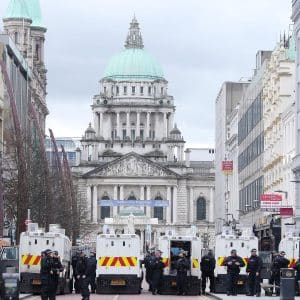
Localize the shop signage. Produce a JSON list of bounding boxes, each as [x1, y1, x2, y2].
[[260, 194, 282, 209], [260, 194, 282, 201], [222, 161, 233, 174], [280, 207, 293, 216]]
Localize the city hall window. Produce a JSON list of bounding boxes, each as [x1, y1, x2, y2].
[[196, 197, 206, 220], [140, 86, 144, 94], [148, 86, 151, 95], [124, 86, 127, 95], [99, 195, 110, 219], [154, 196, 163, 220], [116, 86, 119, 95], [132, 86, 135, 94]]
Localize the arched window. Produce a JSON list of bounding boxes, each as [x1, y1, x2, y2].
[[99, 195, 110, 219], [196, 197, 206, 220], [14, 32, 18, 44], [154, 196, 163, 220]]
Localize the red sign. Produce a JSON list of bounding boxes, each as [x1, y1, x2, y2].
[[280, 208, 293, 216], [260, 194, 282, 201], [222, 161, 233, 174]]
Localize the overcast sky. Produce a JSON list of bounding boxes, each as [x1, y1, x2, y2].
[[0, 0, 292, 147]]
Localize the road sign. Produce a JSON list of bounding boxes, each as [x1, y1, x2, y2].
[[222, 161, 233, 174], [280, 207, 293, 216]]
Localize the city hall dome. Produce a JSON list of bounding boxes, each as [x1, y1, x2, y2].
[[103, 17, 164, 81]]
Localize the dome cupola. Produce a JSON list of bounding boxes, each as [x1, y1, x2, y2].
[[103, 17, 164, 81]]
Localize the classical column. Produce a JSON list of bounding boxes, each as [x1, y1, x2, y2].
[[173, 186, 177, 224], [164, 113, 168, 138], [86, 185, 92, 222], [140, 230, 144, 252], [117, 112, 121, 138], [113, 185, 118, 217], [169, 113, 174, 131], [93, 185, 98, 223], [189, 187, 194, 223], [167, 186, 171, 224], [146, 112, 151, 138], [209, 187, 214, 222], [126, 112, 130, 138], [136, 112, 140, 138], [99, 112, 103, 137], [146, 186, 151, 218], [120, 185, 124, 215], [155, 113, 159, 139], [94, 113, 99, 137]]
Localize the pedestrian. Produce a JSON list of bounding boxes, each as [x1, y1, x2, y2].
[[200, 249, 216, 294], [270, 251, 289, 295], [144, 250, 155, 291], [72, 251, 80, 293], [76, 251, 90, 300], [293, 257, 300, 295], [246, 248, 263, 297], [150, 250, 165, 295], [40, 249, 56, 300], [51, 251, 64, 297], [88, 251, 97, 293], [175, 250, 190, 295], [224, 249, 245, 296]]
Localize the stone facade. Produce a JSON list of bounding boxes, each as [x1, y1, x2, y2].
[[72, 18, 215, 247], [262, 39, 295, 237]]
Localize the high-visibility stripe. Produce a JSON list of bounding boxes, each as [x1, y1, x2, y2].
[[98, 257, 138, 267], [243, 258, 248, 266], [21, 255, 41, 266], [217, 256, 225, 266], [162, 258, 169, 267], [192, 258, 199, 268], [288, 258, 297, 268]]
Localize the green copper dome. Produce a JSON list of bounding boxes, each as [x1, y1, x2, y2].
[[103, 17, 164, 81], [103, 48, 164, 81], [4, 0, 30, 20], [25, 0, 44, 28]]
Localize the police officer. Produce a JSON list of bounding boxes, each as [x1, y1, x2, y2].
[[72, 251, 80, 293], [150, 250, 165, 295], [224, 249, 245, 296], [76, 252, 90, 300], [88, 251, 97, 293], [200, 249, 216, 294], [40, 249, 56, 300], [175, 250, 190, 295], [246, 248, 263, 297], [271, 251, 289, 295], [51, 251, 64, 297], [294, 257, 300, 295], [144, 250, 155, 291]]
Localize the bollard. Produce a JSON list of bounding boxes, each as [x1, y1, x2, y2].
[[280, 268, 295, 300]]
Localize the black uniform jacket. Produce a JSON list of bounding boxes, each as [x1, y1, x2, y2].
[[246, 255, 263, 274], [200, 255, 216, 273], [224, 255, 245, 273]]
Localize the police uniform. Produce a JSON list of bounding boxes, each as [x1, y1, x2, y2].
[[88, 252, 97, 293], [175, 251, 190, 295], [72, 252, 80, 293], [246, 248, 263, 297], [270, 251, 289, 295], [150, 250, 165, 295], [51, 251, 63, 297], [200, 250, 216, 294], [76, 253, 90, 300], [40, 249, 56, 300], [144, 251, 155, 291], [294, 258, 300, 295], [224, 250, 245, 296]]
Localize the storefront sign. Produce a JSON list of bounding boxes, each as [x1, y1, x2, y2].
[[260, 194, 282, 201], [280, 207, 293, 216], [99, 200, 169, 207], [222, 161, 233, 174]]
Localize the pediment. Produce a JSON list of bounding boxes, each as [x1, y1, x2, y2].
[[84, 152, 178, 178]]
